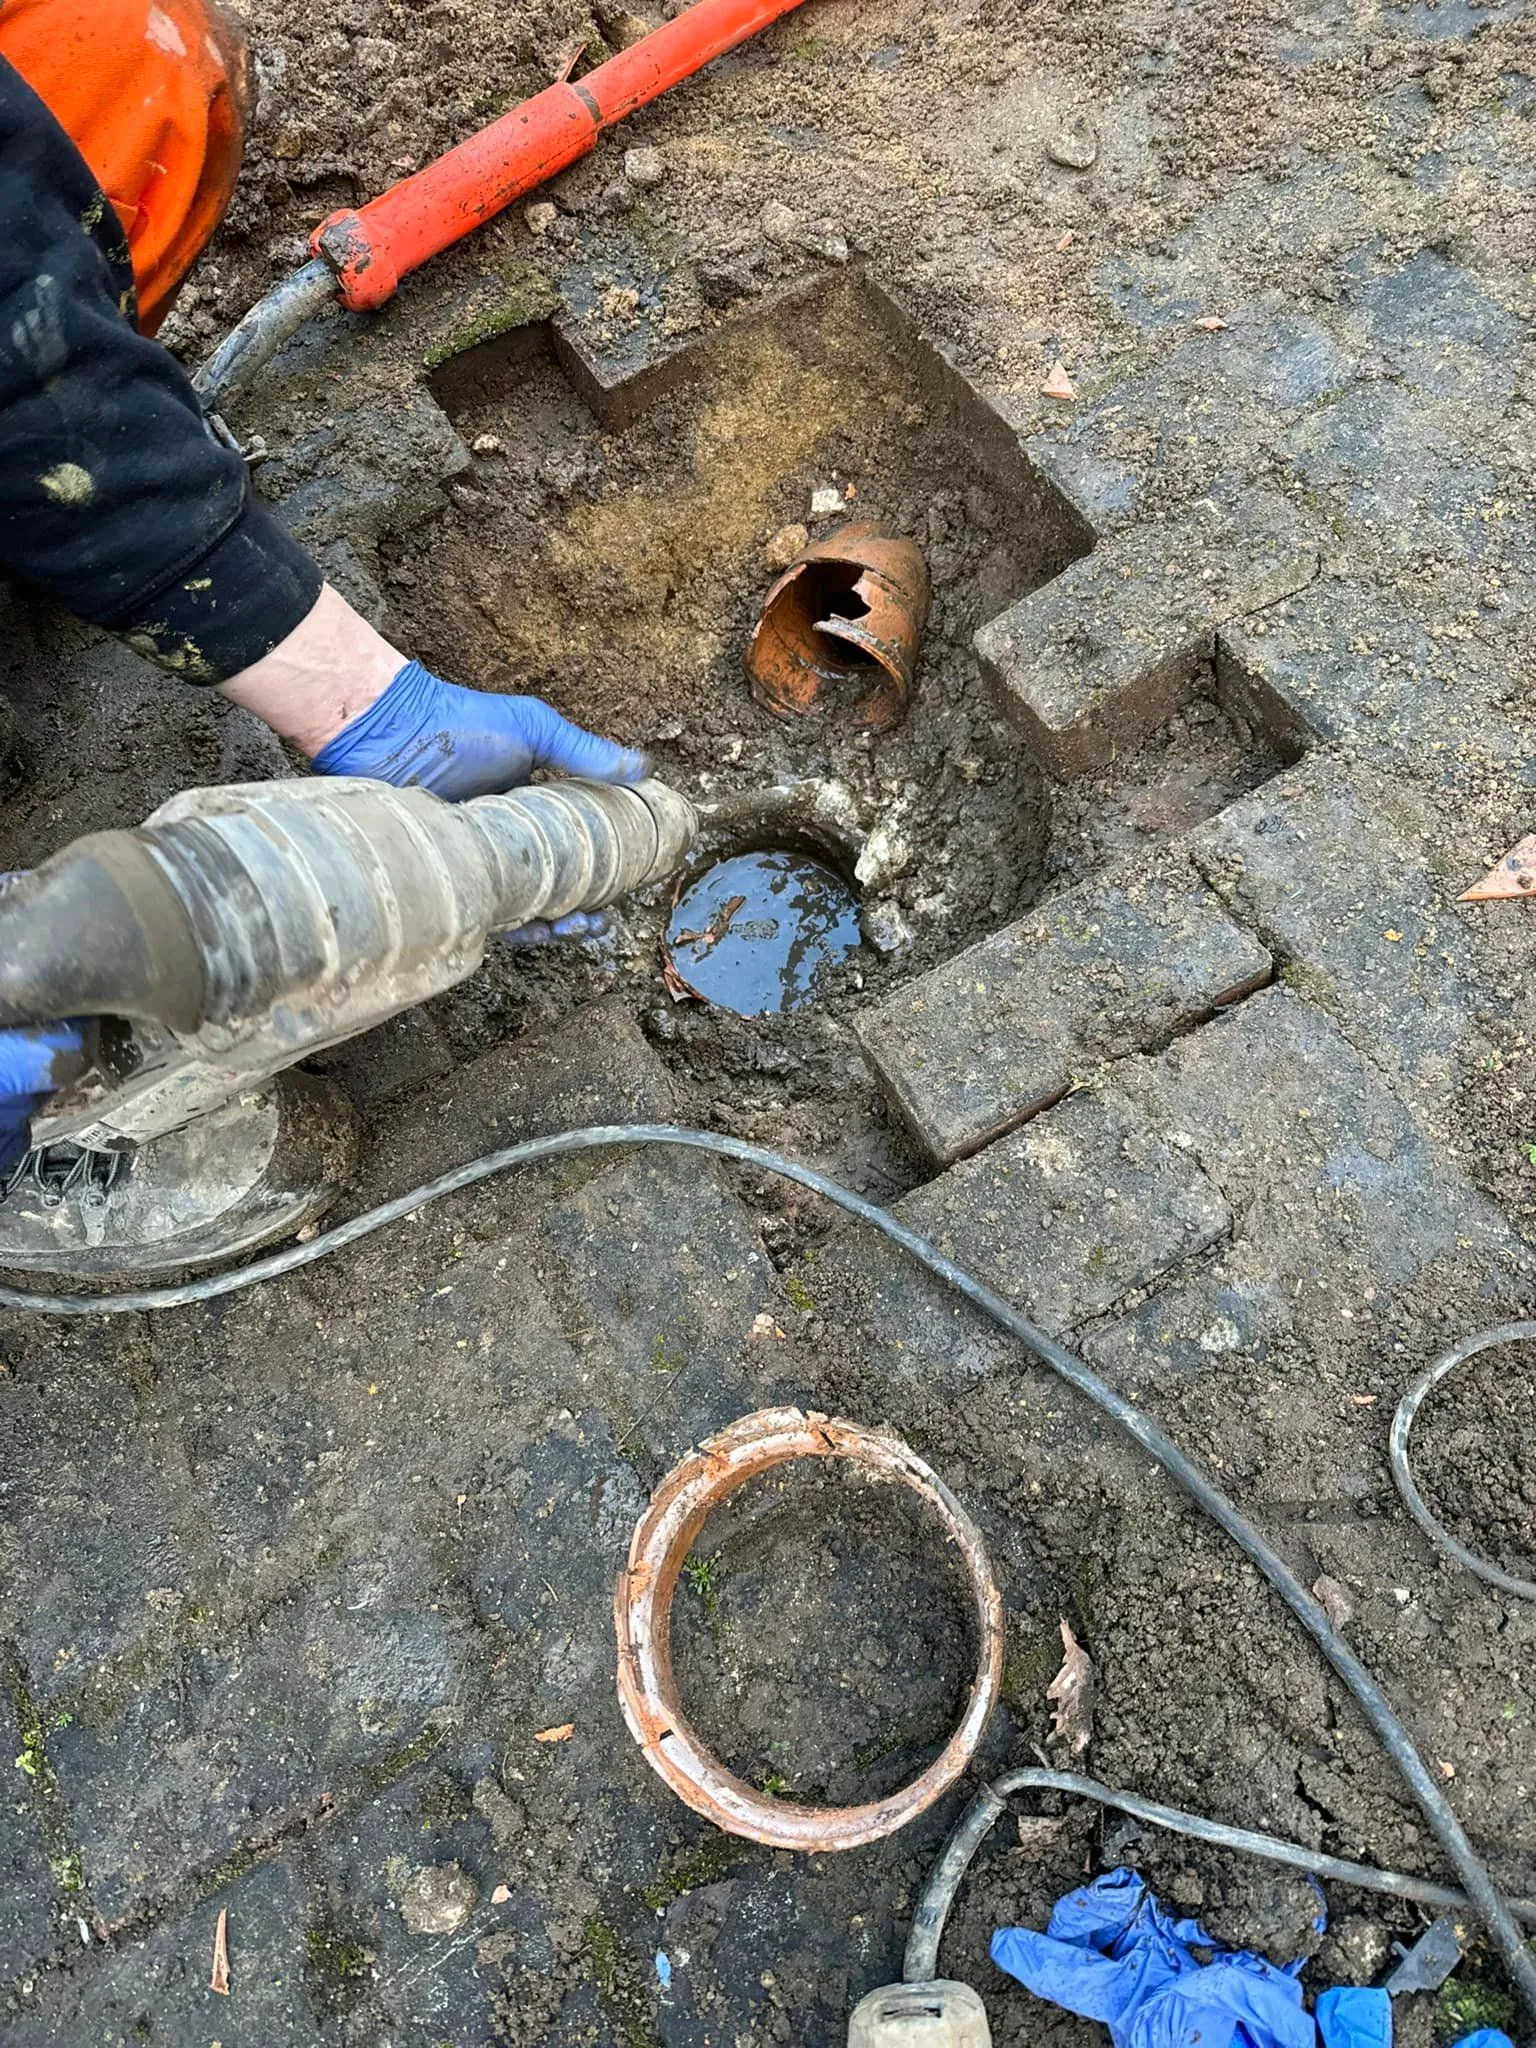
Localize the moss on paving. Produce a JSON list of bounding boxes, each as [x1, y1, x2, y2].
[[423, 259, 561, 370], [640, 1832, 751, 1913], [582, 1915, 658, 2048]]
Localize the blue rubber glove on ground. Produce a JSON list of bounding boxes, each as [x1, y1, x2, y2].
[[1316, 1987, 1392, 2048], [0, 1023, 85, 1172], [992, 1869, 1316, 2048], [311, 659, 648, 803]]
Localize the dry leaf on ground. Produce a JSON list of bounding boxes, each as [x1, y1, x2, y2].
[[1046, 1619, 1095, 1754], [1041, 360, 1077, 402], [533, 1722, 575, 1744], [210, 1908, 230, 1996], [1193, 315, 1228, 330]]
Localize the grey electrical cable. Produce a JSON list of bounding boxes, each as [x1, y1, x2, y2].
[[903, 1767, 1536, 1986], [2, 1122, 1532, 2017], [1390, 1321, 1536, 1605]]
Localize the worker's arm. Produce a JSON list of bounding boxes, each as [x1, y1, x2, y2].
[[0, 56, 321, 681], [222, 585, 648, 799], [0, 56, 643, 811]]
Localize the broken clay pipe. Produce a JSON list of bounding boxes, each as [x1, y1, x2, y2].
[[747, 523, 932, 733], [614, 1406, 1005, 1853]]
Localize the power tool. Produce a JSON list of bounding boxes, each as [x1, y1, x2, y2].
[[0, 774, 696, 1280]]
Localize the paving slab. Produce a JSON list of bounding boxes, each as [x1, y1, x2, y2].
[[1215, 577, 1529, 762], [801, 1082, 1232, 1417], [356, 997, 676, 1206], [894, 1084, 1232, 1335], [1192, 753, 1495, 1105], [1111, 988, 1524, 1289], [856, 858, 1272, 1166], [1282, 382, 1505, 568], [1025, 294, 1359, 533], [0, 1689, 55, 1989], [0, 1348, 217, 1719], [538, 1150, 781, 1463], [0, 1852, 322, 2048], [977, 488, 1323, 775], [50, 1534, 479, 1925]]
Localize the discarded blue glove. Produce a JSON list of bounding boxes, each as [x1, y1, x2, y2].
[[1450, 2034, 1514, 2048], [312, 659, 648, 803], [991, 1868, 1316, 2048], [0, 1022, 84, 1172], [1316, 1986, 1391, 2048]]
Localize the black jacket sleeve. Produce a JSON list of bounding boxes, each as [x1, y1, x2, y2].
[[0, 56, 321, 683]]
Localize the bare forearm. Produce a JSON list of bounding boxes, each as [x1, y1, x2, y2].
[[219, 583, 403, 758]]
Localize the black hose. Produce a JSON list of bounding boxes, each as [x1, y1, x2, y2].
[[2, 1123, 1531, 2016], [903, 1767, 1536, 1985], [1390, 1321, 1536, 1605], [192, 258, 337, 413]]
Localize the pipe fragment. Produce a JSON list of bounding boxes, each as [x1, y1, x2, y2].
[[746, 523, 931, 732]]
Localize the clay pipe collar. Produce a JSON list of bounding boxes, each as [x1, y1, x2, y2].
[[746, 523, 931, 733], [613, 1406, 1006, 1852]]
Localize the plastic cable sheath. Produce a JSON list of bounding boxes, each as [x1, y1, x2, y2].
[[1389, 1321, 1536, 1605], [902, 1767, 1536, 1985], [2, 1123, 1530, 2016]]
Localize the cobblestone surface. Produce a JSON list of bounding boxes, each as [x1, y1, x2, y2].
[[3, 1, 1536, 2041], [857, 860, 1272, 1164]]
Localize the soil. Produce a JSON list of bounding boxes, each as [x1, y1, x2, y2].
[[1412, 1336, 1536, 1590], [2, 0, 1534, 2042]]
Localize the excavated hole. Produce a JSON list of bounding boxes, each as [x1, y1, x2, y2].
[[377, 272, 1298, 1188], [667, 1460, 977, 1806]]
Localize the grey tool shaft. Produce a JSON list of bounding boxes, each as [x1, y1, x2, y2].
[[0, 775, 696, 1147]]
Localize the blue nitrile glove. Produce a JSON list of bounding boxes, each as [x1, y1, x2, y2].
[[1450, 2034, 1514, 2048], [991, 1869, 1316, 2048], [312, 660, 648, 803], [0, 1023, 85, 1173], [312, 661, 648, 943], [1317, 1987, 1392, 2048]]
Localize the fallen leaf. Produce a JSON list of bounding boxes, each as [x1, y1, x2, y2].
[[534, 1722, 575, 1744], [1350, 1393, 1378, 1407], [210, 1908, 230, 1996], [1438, 1759, 1457, 1779], [1046, 1619, 1095, 1754], [1384, 928, 1404, 943], [750, 1313, 788, 1341], [553, 36, 587, 79], [1016, 1813, 1066, 1852], [1193, 315, 1228, 331], [1312, 1574, 1355, 1630], [1056, 230, 1075, 252], [491, 1883, 512, 1905], [1041, 360, 1077, 402]]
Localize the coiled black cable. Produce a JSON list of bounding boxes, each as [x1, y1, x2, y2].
[[2, 1124, 1531, 2016]]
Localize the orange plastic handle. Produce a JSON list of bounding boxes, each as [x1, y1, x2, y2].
[[312, 0, 814, 311]]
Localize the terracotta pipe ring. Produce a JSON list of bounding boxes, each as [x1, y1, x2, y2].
[[613, 1406, 1006, 1851]]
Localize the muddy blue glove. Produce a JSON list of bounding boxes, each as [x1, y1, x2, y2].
[[312, 660, 648, 803], [0, 1023, 85, 1173]]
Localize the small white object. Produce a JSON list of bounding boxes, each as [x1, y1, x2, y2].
[[525, 201, 559, 236], [810, 485, 844, 518]]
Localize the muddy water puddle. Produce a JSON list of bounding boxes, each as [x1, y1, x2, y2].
[[666, 851, 862, 1016]]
